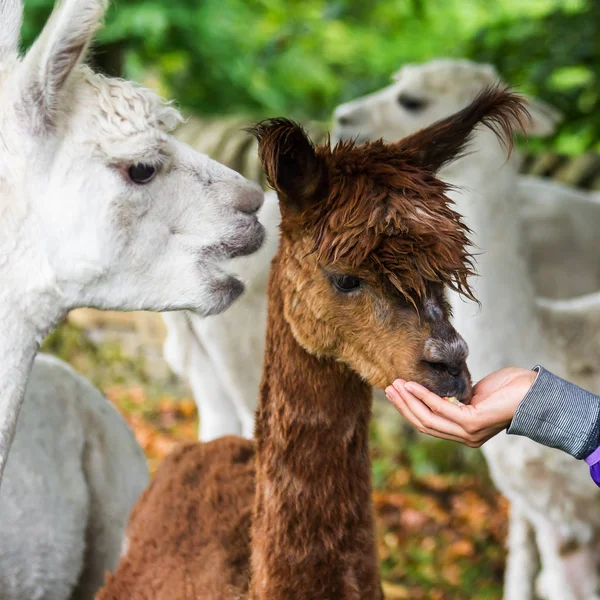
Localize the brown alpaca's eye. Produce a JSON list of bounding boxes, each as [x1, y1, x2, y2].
[[397, 94, 427, 112], [128, 163, 157, 184], [331, 274, 361, 293]]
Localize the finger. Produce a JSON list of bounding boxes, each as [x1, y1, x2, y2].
[[386, 385, 424, 431], [386, 386, 488, 446], [397, 385, 469, 438], [397, 381, 467, 424], [402, 385, 504, 439], [391, 378, 407, 388]]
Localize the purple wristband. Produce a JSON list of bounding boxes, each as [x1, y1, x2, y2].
[[584, 446, 600, 488]]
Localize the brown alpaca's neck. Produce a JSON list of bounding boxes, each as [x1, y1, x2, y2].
[[249, 266, 381, 600]]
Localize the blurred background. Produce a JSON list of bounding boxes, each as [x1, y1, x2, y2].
[[25, 0, 600, 598], [23, 0, 600, 152]]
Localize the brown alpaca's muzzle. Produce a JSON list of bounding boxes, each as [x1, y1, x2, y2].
[[420, 333, 473, 402]]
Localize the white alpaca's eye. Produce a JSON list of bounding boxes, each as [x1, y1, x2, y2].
[[128, 163, 157, 184], [397, 94, 427, 112]]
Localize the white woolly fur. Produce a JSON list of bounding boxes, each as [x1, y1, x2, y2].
[[0, 1, 264, 596], [0, 355, 148, 600]]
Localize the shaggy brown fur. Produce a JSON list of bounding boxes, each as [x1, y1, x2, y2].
[[253, 87, 527, 304], [99, 437, 255, 599], [98, 87, 527, 600], [248, 263, 383, 600]]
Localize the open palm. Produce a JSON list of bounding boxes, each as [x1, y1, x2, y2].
[[386, 367, 537, 447]]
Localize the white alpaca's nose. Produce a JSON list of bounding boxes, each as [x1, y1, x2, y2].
[[233, 181, 264, 215], [332, 102, 374, 145], [334, 102, 369, 128]]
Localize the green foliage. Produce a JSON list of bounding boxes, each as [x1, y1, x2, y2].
[[41, 322, 148, 389], [20, 0, 599, 150], [469, 0, 600, 152]]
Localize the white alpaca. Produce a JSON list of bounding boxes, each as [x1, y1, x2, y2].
[[0, 0, 265, 483], [332, 58, 600, 600], [0, 354, 148, 600], [519, 175, 600, 301]]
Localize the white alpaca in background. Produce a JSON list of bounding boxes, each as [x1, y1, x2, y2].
[[158, 58, 569, 443], [334, 60, 600, 302], [333, 58, 600, 600], [0, 0, 264, 487], [0, 355, 148, 600], [519, 176, 600, 300]]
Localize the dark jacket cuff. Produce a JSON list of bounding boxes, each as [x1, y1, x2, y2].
[[507, 366, 600, 459]]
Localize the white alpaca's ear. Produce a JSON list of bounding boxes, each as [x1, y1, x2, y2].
[[0, 0, 23, 60], [19, 0, 107, 127], [522, 96, 563, 137]]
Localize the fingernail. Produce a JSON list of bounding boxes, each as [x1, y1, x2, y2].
[[404, 382, 416, 393], [392, 380, 404, 392], [385, 387, 393, 400]]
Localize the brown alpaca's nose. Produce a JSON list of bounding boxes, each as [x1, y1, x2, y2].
[[422, 358, 472, 402], [422, 335, 472, 401], [424, 360, 464, 378], [422, 332, 469, 369]]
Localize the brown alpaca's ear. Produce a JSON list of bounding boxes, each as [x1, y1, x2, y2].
[[248, 118, 326, 211], [395, 86, 530, 174]]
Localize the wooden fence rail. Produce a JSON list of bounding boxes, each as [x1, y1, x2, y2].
[[178, 115, 600, 191]]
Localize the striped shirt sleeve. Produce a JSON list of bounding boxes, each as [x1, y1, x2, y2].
[[507, 366, 600, 460]]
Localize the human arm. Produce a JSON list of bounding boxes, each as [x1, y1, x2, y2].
[[385, 366, 600, 459]]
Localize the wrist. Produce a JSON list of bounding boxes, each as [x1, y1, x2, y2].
[[514, 370, 538, 407], [523, 369, 537, 390], [502, 371, 538, 425]]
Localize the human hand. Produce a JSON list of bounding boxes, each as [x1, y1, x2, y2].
[[385, 367, 538, 447]]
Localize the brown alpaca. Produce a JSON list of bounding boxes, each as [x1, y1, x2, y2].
[[98, 88, 527, 600]]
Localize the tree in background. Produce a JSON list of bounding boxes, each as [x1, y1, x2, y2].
[[20, 0, 599, 152], [470, 0, 600, 153]]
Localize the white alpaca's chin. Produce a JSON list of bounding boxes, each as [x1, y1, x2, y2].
[[178, 219, 264, 316], [204, 273, 245, 316], [190, 261, 246, 317]]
